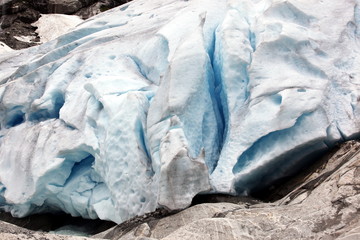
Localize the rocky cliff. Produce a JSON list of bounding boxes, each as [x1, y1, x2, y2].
[[0, 0, 131, 49]]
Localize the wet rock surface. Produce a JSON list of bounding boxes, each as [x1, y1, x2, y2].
[[100, 141, 360, 240], [0, 0, 131, 49]]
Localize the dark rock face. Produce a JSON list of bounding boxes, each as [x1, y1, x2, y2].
[[0, 1, 39, 48], [17, 8, 39, 23], [0, 0, 131, 49], [76, 0, 131, 19], [29, 0, 91, 14], [0, 0, 25, 16], [26, 0, 131, 15]]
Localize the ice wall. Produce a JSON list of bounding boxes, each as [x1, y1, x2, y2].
[[0, 0, 359, 223]]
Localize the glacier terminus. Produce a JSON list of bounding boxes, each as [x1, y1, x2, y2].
[[0, 0, 360, 224]]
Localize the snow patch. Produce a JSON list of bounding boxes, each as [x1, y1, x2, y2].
[[32, 14, 84, 43], [0, 41, 13, 54]]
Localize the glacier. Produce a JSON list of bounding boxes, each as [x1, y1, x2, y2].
[[0, 0, 360, 224]]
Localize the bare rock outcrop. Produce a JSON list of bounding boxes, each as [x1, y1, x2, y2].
[[0, 0, 131, 49]]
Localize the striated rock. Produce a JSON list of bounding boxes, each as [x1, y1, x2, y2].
[[104, 141, 360, 239]]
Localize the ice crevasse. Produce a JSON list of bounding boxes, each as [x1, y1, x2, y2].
[[0, 0, 360, 224]]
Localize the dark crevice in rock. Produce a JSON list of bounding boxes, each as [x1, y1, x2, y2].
[[256, 141, 360, 203], [102, 208, 180, 239], [212, 206, 247, 218], [191, 193, 261, 206], [0, 211, 115, 235]]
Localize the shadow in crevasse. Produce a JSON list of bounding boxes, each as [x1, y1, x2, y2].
[[192, 143, 344, 206], [251, 144, 342, 202], [0, 211, 115, 236]]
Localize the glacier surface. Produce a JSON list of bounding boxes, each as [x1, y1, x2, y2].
[[0, 0, 360, 223]]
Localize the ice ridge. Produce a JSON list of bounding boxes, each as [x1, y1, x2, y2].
[[0, 0, 359, 224]]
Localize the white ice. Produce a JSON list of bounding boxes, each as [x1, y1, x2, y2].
[[0, 0, 359, 224], [0, 42, 13, 54]]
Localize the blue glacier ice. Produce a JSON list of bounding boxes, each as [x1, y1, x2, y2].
[[0, 0, 360, 223]]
